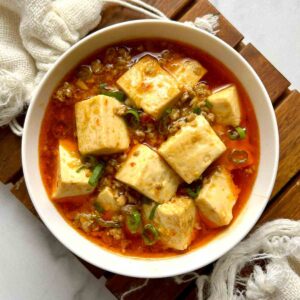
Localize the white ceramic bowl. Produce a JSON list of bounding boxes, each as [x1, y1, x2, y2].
[[22, 20, 279, 278]]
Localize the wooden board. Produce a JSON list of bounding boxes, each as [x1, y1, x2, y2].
[[0, 0, 299, 299]]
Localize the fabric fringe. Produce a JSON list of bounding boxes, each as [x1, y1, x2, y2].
[[0, 69, 28, 128]]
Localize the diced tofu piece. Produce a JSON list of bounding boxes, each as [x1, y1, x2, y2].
[[167, 58, 207, 90], [52, 140, 95, 199], [115, 144, 181, 203], [158, 115, 226, 184], [143, 197, 196, 250], [75, 95, 130, 155], [195, 167, 239, 227], [208, 85, 241, 126], [95, 187, 120, 212], [117, 56, 182, 119]]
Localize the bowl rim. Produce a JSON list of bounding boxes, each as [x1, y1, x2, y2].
[[22, 19, 279, 278]]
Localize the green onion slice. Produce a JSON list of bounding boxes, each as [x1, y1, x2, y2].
[[158, 108, 172, 134], [99, 83, 125, 102], [149, 203, 159, 220], [76, 165, 88, 173], [236, 127, 246, 139], [142, 224, 159, 245], [229, 149, 248, 164], [94, 201, 104, 213], [228, 127, 246, 140], [193, 107, 202, 115], [204, 99, 213, 109], [186, 185, 201, 199], [88, 162, 105, 187], [124, 108, 140, 127], [126, 210, 141, 234]]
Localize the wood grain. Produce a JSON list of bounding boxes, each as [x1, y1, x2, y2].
[[240, 44, 290, 103], [0, 126, 22, 183], [259, 174, 300, 224], [179, 0, 244, 48], [100, 0, 192, 28], [271, 91, 300, 198]]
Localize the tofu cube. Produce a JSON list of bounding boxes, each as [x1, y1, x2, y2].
[[196, 167, 239, 227], [208, 85, 241, 126], [117, 56, 182, 119], [115, 144, 181, 203], [52, 140, 95, 199], [95, 187, 120, 212], [167, 58, 207, 90], [75, 95, 130, 155], [143, 196, 196, 250], [158, 115, 226, 184]]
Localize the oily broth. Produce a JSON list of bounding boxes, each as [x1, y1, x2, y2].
[[39, 39, 259, 257]]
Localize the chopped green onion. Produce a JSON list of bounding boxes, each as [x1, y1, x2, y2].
[[228, 127, 247, 140], [149, 203, 159, 220], [186, 186, 201, 199], [88, 162, 105, 187], [99, 83, 125, 102], [77, 65, 92, 80], [98, 217, 121, 228], [205, 99, 213, 109], [158, 108, 172, 134], [83, 155, 98, 168], [101, 90, 125, 102], [236, 127, 246, 139], [193, 107, 202, 115], [229, 149, 248, 164], [142, 224, 159, 245], [124, 108, 140, 127], [126, 210, 141, 234], [76, 165, 88, 173], [94, 201, 104, 213], [165, 108, 172, 114], [99, 83, 107, 89]]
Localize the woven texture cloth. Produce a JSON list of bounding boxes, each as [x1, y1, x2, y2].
[[0, 0, 103, 130]]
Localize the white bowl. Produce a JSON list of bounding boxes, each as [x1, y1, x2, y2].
[[22, 20, 279, 278]]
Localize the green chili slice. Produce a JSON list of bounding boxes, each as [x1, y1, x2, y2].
[[228, 127, 246, 140], [126, 210, 141, 234], [124, 108, 140, 127], [88, 162, 105, 187], [99, 83, 125, 102], [149, 203, 159, 220], [205, 99, 213, 109], [229, 149, 248, 164], [142, 224, 159, 245], [193, 107, 202, 115]]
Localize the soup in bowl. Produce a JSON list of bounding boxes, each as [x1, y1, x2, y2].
[[22, 20, 278, 278]]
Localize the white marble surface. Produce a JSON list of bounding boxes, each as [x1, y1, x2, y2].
[[0, 183, 115, 300], [0, 2, 299, 300]]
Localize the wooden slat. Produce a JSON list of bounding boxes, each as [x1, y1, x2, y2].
[[77, 257, 104, 279], [240, 44, 290, 103], [100, 0, 192, 28], [179, 0, 244, 48], [0, 126, 22, 183], [271, 90, 300, 198], [259, 174, 300, 224], [11, 177, 38, 216], [106, 276, 192, 300]]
